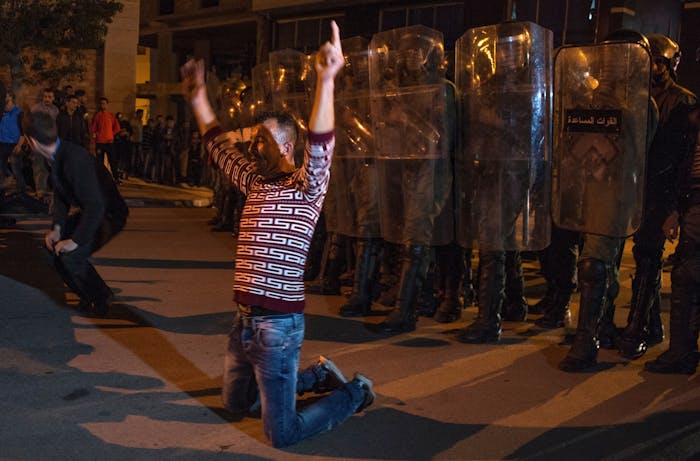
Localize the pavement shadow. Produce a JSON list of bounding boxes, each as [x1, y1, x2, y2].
[[0, 224, 271, 459], [510, 411, 700, 460], [0, 228, 66, 305], [93, 256, 234, 270], [0, 275, 267, 460], [305, 313, 388, 344], [82, 302, 234, 336], [287, 407, 483, 460]]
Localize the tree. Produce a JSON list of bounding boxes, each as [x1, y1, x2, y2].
[[0, 0, 124, 91]]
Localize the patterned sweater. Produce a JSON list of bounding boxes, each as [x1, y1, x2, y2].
[[204, 127, 334, 313]]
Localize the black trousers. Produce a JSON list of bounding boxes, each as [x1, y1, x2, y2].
[[96, 143, 119, 180], [53, 213, 124, 303]]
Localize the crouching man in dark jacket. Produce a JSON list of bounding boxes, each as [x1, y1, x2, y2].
[[25, 111, 129, 316]]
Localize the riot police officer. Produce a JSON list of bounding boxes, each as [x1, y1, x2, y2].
[[454, 21, 552, 343], [618, 34, 697, 360]]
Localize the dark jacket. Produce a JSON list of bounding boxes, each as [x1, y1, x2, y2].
[[56, 110, 88, 148], [50, 139, 128, 246], [646, 79, 698, 216]]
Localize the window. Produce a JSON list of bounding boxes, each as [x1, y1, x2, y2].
[[274, 15, 345, 52], [379, 3, 464, 48]]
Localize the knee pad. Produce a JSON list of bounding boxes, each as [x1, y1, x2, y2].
[[577, 258, 607, 285]]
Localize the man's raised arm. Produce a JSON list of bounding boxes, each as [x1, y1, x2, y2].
[[181, 59, 219, 135], [308, 21, 344, 134]]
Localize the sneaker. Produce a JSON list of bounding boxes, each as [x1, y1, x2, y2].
[[312, 356, 348, 394], [353, 372, 375, 413]]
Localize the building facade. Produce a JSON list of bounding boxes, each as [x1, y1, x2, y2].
[[136, 0, 699, 120]]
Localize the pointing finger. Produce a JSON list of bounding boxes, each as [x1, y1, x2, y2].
[[330, 20, 342, 53]]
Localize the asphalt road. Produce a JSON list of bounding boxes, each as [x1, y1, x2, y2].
[[1, 190, 699, 460]]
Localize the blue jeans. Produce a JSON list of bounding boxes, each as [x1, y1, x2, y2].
[[223, 311, 365, 447]]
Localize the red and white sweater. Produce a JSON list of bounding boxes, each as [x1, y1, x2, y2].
[[204, 127, 334, 313]]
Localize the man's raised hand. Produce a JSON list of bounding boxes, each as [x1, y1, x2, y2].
[[315, 20, 344, 82], [180, 59, 206, 102]]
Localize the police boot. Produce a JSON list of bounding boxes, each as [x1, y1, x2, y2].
[[618, 263, 659, 359], [501, 251, 528, 322], [377, 243, 401, 307], [306, 233, 344, 296], [340, 238, 380, 317], [559, 258, 608, 372], [531, 285, 554, 315], [380, 245, 429, 333], [415, 261, 437, 317], [645, 263, 700, 375], [646, 294, 665, 346], [597, 301, 618, 350], [435, 245, 465, 323], [456, 251, 504, 343], [461, 249, 476, 307], [598, 271, 621, 349], [531, 248, 551, 315], [534, 284, 572, 329]]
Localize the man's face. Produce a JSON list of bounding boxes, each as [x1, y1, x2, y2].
[[5, 92, 12, 108], [248, 119, 286, 178], [651, 58, 669, 86], [100, 99, 108, 111], [67, 98, 78, 113], [42, 91, 54, 106]]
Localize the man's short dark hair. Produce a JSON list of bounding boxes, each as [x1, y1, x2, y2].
[[24, 111, 57, 145], [100, 97, 109, 103], [67, 95, 78, 102], [75, 89, 86, 97], [255, 111, 299, 144], [43, 88, 54, 95]]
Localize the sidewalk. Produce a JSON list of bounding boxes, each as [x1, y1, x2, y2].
[[118, 177, 214, 208]]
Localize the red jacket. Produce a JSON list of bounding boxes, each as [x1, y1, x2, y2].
[[90, 111, 120, 144]]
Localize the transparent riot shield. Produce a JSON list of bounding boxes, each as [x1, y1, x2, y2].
[[552, 42, 650, 237], [369, 25, 452, 245], [455, 21, 552, 251], [327, 37, 381, 238], [252, 62, 274, 117], [269, 49, 314, 137]]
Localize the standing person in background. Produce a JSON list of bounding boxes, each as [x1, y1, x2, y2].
[[57, 95, 88, 148], [0, 90, 25, 193], [74, 89, 88, 121], [141, 118, 155, 180], [30, 88, 58, 202], [90, 97, 120, 181], [181, 21, 375, 448], [114, 112, 132, 181], [130, 109, 144, 177]]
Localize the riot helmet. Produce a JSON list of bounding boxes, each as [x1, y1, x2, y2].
[[397, 28, 444, 85], [647, 34, 681, 82], [602, 29, 650, 49], [495, 22, 531, 74]]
